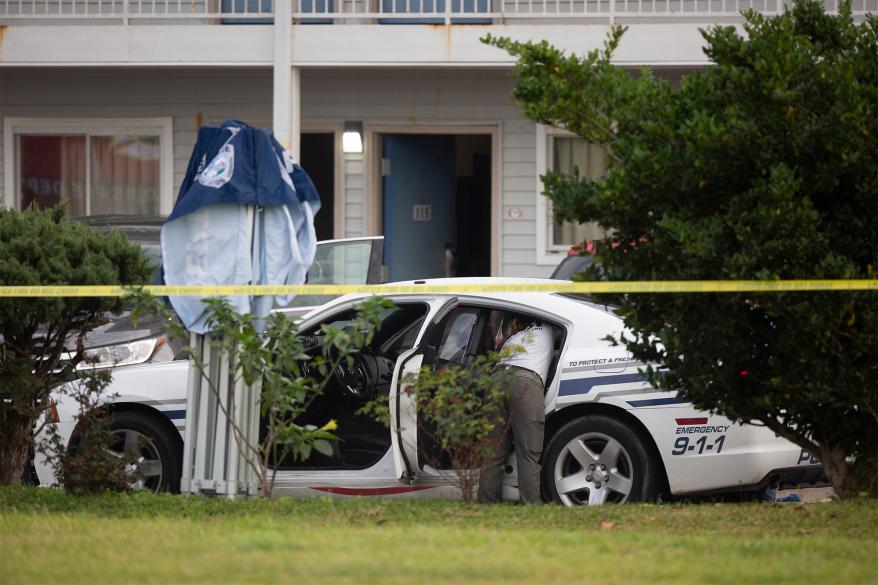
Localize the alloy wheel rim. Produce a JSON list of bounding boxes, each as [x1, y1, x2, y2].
[[107, 429, 163, 491], [553, 431, 634, 506]]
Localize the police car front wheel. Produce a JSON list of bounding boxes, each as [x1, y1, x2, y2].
[[542, 415, 659, 506], [106, 412, 182, 493]]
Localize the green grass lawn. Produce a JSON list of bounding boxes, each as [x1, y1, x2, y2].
[[1, 487, 876, 584]]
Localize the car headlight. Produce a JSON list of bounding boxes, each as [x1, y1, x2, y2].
[[78, 337, 172, 370]]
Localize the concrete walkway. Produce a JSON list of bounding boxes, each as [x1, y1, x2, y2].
[[777, 487, 835, 503]]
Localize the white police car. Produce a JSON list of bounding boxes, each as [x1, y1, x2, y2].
[[36, 278, 824, 504]]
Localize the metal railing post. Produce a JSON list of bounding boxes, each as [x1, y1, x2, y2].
[[180, 333, 201, 494]]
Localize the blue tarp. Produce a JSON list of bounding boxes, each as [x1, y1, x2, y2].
[[161, 120, 320, 333]]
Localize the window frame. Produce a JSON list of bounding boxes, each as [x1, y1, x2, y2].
[[535, 124, 606, 266], [3, 117, 174, 215]]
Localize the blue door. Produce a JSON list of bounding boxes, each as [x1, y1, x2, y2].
[[383, 134, 456, 282]]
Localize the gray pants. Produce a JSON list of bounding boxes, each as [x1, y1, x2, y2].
[[477, 367, 545, 504]]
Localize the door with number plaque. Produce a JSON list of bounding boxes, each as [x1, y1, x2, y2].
[[382, 134, 456, 282]]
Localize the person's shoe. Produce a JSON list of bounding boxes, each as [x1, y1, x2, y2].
[[777, 493, 801, 503]]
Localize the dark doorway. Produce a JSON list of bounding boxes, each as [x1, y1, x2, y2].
[[453, 135, 492, 278], [300, 132, 335, 240], [381, 133, 491, 282]]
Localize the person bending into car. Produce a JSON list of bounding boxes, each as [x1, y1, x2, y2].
[[478, 313, 553, 504]]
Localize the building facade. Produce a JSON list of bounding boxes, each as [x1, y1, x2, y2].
[[0, 0, 873, 279]]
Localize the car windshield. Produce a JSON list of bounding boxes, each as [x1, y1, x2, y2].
[[550, 254, 596, 280], [114, 236, 162, 284], [279, 240, 375, 310], [138, 242, 163, 284], [308, 240, 373, 285]]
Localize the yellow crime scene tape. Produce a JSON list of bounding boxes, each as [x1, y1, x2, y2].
[[0, 280, 875, 297]]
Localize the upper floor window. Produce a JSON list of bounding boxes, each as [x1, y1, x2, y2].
[[535, 124, 606, 265], [4, 118, 173, 216]]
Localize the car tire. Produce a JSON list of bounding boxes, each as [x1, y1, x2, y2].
[[542, 415, 658, 506], [107, 411, 182, 493]]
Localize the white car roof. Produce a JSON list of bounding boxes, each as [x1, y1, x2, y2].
[[306, 277, 623, 345], [315, 277, 567, 308], [384, 277, 577, 311]]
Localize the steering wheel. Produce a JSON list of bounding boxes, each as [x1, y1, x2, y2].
[[328, 348, 372, 399]]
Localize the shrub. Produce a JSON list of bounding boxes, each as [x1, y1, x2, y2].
[[0, 205, 152, 485], [486, 0, 878, 496]]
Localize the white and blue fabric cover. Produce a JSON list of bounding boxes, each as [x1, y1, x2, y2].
[[161, 120, 321, 333]]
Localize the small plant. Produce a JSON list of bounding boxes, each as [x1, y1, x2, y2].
[[132, 291, 393, 497], [361, 350, 516, 503], [38, 370, 137, 493]]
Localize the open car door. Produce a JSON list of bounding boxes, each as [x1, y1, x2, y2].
[[389, 297, 459, 481], [277, 236, 384, 317]]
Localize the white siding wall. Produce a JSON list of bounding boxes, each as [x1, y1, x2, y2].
[[343, 155, 365, 237], [0, 68, 273, 210], [502, 118, 541, 277], [299, 69, 550, 277], [0, 71, 4, 205], [0, 67, 552, 277]]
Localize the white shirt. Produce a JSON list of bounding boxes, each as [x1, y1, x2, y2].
[[498, 324, 554, 386]]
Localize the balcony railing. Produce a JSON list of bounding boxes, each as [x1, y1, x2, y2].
[[0, 0, 873, 23], [0, 1, 271, 21]]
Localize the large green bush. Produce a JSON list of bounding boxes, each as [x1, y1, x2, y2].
[[0, 205, 152, 485], [487, 1, 877, 495]]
